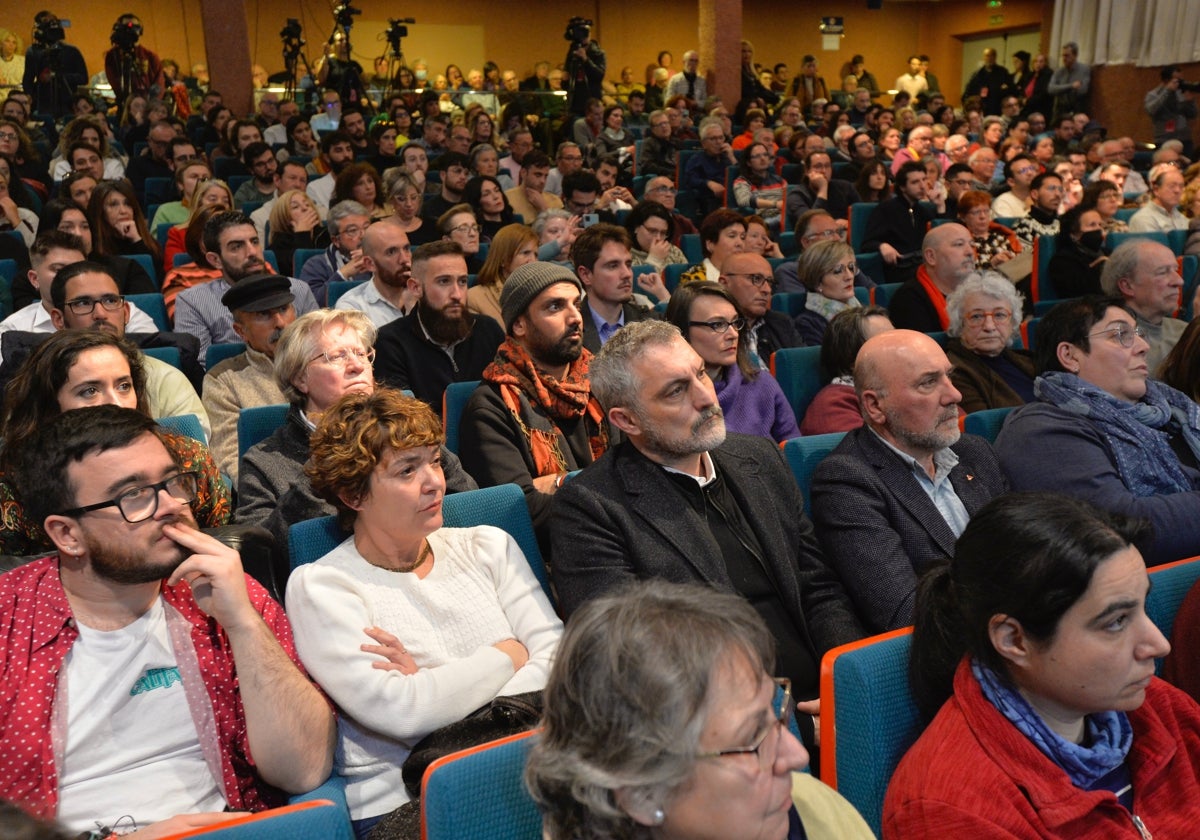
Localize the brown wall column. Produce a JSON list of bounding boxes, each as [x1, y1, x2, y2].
[[200, 0, 254, 116], [700, 0, 742, 110]]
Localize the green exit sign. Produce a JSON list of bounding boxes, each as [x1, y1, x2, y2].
[[989, 14, 1005, 25]]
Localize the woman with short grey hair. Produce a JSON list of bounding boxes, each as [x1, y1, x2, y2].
[[525, 580, 873, 840], [944, 270, 1035, 413]]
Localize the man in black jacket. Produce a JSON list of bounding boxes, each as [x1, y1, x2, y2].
[[373, 240, 502, 414], [861, 161, 936, 284], [551, 320, 865, 751]]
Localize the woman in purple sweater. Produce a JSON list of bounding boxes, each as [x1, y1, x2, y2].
[[666, 282, 799, 443]]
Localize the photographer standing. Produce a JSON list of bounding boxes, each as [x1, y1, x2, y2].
[[1146, 65, 1197, 158], [104, 13, 163, 110], [563, 18, 605, 119], [21, 11, 88, 119]]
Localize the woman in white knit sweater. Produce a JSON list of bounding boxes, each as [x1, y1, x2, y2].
[[285, 387, 562, 837]]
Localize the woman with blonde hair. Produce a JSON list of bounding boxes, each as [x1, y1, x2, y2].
[[468, 223, 539, 323], [268, 189, 329, 276], [162, 178, 234, 272], [792, 239, 861, 346], [0, 28, 25, 87]]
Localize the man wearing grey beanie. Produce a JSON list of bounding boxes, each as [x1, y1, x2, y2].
[[458, 261, 615, 559]]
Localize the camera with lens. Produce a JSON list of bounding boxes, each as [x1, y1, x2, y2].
[[280, 18, 304, 45], [1180, 80, 1200, 93], [33, 14, 67, 47], [110, 17, 142, 50], [564, 17, 593, 50], [334, 3, 362, 28]]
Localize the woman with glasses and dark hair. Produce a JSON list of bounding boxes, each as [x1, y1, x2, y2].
[[0, 330, 230, 556], [792, 239, 861, 346], [733, 142, 786, 226], [666, 282, 799, 443], [994, 296, 1200, 566], [944, 271, 1035, 413], [886, 491, 1200, 837], [526, 580, 873, 840], [285, 386, 559, 837]]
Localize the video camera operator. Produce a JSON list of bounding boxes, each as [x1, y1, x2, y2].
[[1145, 65, 1198, 158], [104, 13, 163, 110], [316, 6, 366, 109], [563, 17, 605, 119], [21, 11, 88, 119]]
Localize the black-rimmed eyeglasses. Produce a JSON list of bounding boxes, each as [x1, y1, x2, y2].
[[59, 472, 199, 523]]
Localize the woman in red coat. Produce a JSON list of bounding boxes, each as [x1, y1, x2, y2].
[[885, 492, 1200, 838]]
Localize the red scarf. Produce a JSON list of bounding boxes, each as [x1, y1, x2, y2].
[[483, 338, 608, 475], [915, 265, 951, 330]]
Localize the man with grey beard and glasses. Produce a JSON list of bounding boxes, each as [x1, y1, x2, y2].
[[202, 274, 297, 481], [810, 329, 1006, 635], [550, 319, 864, 757]]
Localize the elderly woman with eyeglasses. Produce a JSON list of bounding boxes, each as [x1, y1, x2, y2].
[[944, 271, 1036, 413], [791, 239, 861, 346], [237, 309, 475, 551], [666, 282, 799, 443], [995, 296, 1200, 566], [526, 580, 873, 840]]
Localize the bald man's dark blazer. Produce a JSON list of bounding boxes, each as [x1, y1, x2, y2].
[[811, 427, 1006, 634]]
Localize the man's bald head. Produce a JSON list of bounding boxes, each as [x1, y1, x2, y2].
[[855, 329, 962, 459], [718, 251, 773, 319], [922, 223, 977, 292]]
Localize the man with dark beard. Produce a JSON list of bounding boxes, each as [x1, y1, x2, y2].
[[810, 329, 1006, 634], [202, 274, 298, 481], [175, 211, 318, 364], [459, 261, 612, 555], [337, 219, 417, 329], [373, 241, 504, 414], [0, 406, 335, 833], [549, 320, 864, 757]]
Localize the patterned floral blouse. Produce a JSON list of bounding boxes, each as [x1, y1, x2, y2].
[[0, 429, 232, 557]]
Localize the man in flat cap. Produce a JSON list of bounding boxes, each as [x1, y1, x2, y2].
[[202, 274, 297, 481], [458, 261, 615, 556]]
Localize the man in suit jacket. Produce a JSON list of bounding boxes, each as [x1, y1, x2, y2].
[[552, 320, 865, 750], [572, 223, 658, 353], [811, 330, 1006, 634]]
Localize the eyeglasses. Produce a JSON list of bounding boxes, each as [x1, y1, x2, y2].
[[696, 678, 795, 770], [0, 131, 19, 142], [337, 224, 370, 239], [690, 317, 746, 334], [309, 346, 375, 367], [1089, 323, 1145, 348], [59, 472, 199, 523], [648, 186, 677, 196], [63, 294, 124, 315], [640, 224, 670, 237], [827, 262, 857, 276], [449, 223, 483, 235], [802, 228, 841, 243], [724, 273, 773, 288], [964, 309, 1012, 327]]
